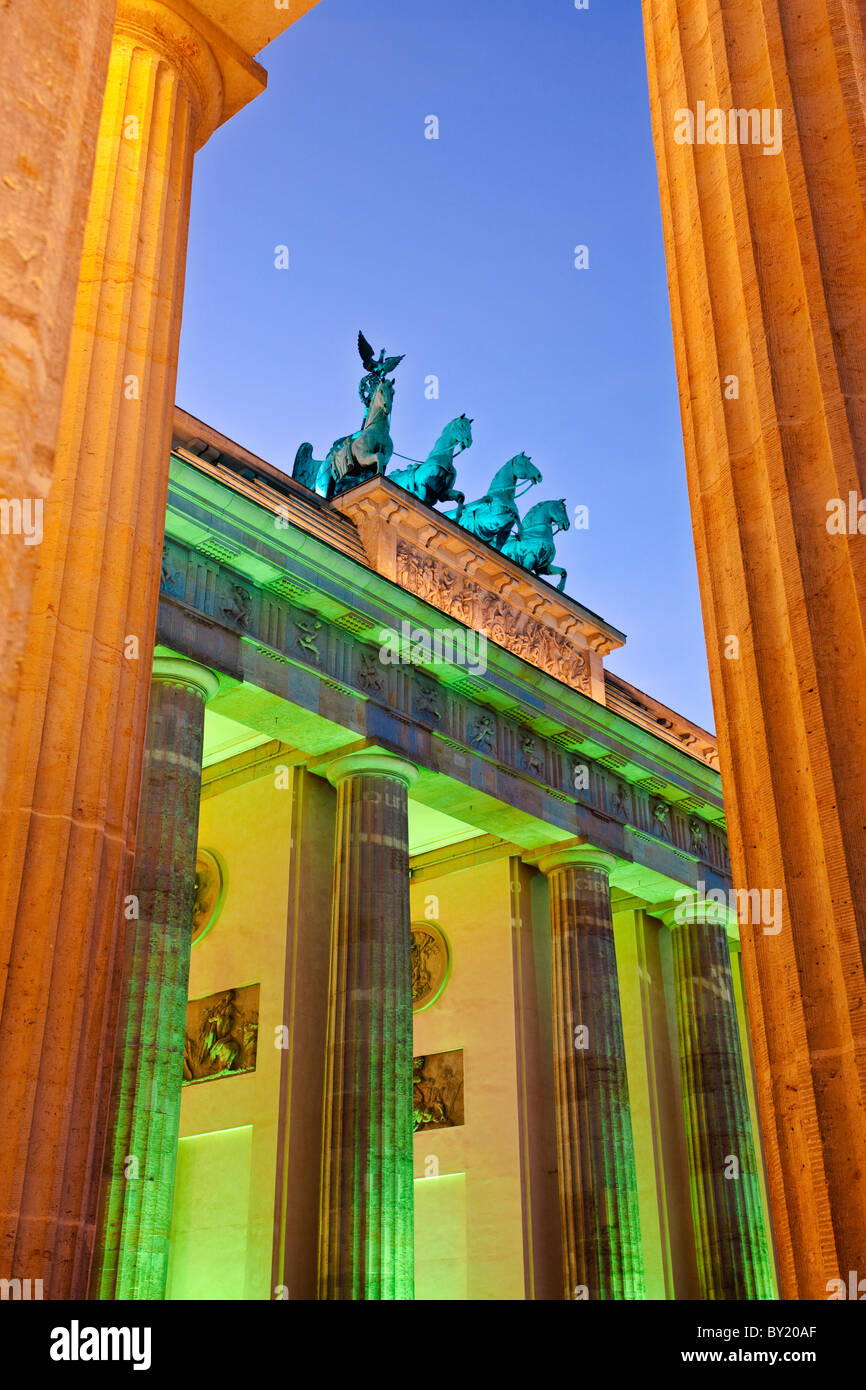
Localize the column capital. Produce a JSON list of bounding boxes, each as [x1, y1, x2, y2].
[[655, 894, 738, 932], [325, 750, 418, 790], [535, 843, 616, 878], [115, 0, 225, 148], [152, 655, 219, 702], [114, 0, 324, 143]]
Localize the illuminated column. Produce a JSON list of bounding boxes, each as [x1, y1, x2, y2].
[[539, 847, 645, 1300], [642, 0, 866, 1294], [319, 751, 417, 1301], [0, 0, 116, 801], [0, 1, 229, 1299], [658, 898, 774, 1299], [92, 656, 217, 1300]]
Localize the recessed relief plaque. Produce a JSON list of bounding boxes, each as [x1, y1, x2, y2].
[[411, 922, 450, 1012], [191, 847, 226, 946], [413, 1050, 464, 1132], [182, 983, 259, 1084]]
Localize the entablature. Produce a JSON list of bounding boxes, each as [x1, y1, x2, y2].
[[161, 451, 731, 888]]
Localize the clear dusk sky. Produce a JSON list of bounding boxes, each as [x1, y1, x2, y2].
[[175, 0, 716, 733]]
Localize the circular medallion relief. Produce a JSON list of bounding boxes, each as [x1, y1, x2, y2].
[[191, 848, 226, 946], [411, 922, 451, 1012]]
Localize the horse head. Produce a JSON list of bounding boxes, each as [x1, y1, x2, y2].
[[366, 377, 395, 420], [521, 497, 571, 534], [510, 452, 542, 486], [447, 413, 473, 453]]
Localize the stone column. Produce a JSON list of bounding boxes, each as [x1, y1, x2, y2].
[[319, 751, 417, 1301], [92, 656, 217, 1300], [641, 0, 866, 1294], [539, 846, 645, 1300], [657, 899, 774, 1299], [0, 0, 116, 801], [0, 1, 228, 1300]]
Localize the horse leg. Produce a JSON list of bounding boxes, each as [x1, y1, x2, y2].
[[443, 488, 465, 519], [492, 521, 517, 551], [352, 433, 382, 478], [542, 564, 567, 593], [392, 464, 419, 493]]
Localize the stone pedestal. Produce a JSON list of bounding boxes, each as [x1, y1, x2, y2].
[[642, 0, 866, 1294], [539, 846, 645, 1300], [319, 751, 417, 1300], [657, 900, 774, 1299], [92, 656, 217, 1300]]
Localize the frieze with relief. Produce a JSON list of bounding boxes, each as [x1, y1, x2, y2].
[[157, 537, 731, 877], [395, 541, 592, 694]]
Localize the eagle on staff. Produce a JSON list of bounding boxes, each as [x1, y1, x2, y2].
[[357, 330, 404, 412]]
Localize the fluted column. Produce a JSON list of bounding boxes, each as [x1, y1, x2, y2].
[[641, 0, 866, 1295], [657, 898, 774, 1299], [92, 656, 217, 1300], [0, 0, 116, 801], [539, 846, 645, 1300], [0, 1, 225, 1299], [319, 751, 417, 1300]]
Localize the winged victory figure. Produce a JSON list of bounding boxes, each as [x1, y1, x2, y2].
[[357, 330, 405, 411]]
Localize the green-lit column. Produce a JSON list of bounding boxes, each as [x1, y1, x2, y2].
[[539, 846, 646, 1300], [92, 655, 218, 1299], [319, 750, 417, 1300], [657, 898, 774, 1299]]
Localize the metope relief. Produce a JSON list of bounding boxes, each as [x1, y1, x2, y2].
[[221, 582, 252, 630], [182, 983, 259, 1084], [413, 1049, 464, 1132]]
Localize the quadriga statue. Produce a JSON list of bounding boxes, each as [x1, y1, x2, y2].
[[292, 332, 403, 500]]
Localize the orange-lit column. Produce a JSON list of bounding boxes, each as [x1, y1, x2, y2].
[[0, 0, 116, 800], [657, 899, 774, 1299], [642, 1, 866, 1295], [0, 1, 229, 1299]]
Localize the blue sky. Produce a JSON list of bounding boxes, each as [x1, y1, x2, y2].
[[176, 0, 715, 732]]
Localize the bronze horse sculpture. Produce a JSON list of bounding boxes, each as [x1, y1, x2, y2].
[[450, 452, 542, 548], [389, 413, 473, 511], [292, 375, 395, 500], [502, 497, 570, 591]]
